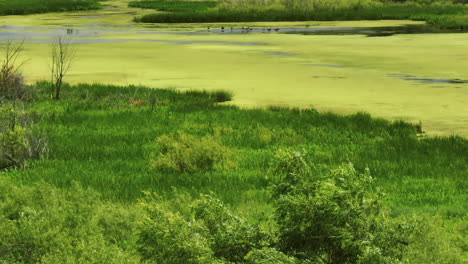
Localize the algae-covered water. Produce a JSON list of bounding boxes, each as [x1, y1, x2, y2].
[[1, 0, 467, 136]]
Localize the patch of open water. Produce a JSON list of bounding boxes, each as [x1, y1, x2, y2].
[[388, 74, 468, 84]]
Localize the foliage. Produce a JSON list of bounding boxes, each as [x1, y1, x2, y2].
[[151, 131, 237, 173], [193, 194, 273, 262], [129, 0, 218, 12], [135, 0, 467, 25], [244, 247, 298, 264], [0, 83, 466, 262], [137, 193, 215, 264], [272, 157, 408, 263], [401, 214, 466, 264], [0, 179, 140, 264], [0, 105, 47, 170], [0, 0, 101, 16]]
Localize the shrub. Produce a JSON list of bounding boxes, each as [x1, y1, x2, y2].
[[137, 193, 216, 264], [0, 105, 48, 169], [271, 153, 408, 263], [0, 180, 139, 264], [0, 41, 33, 101], [244, 247, 298, 264], [193, 194, 273, 263], [151, 131, 237, 173]]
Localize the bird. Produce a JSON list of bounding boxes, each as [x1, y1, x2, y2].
[[207, 26, 211, 31], [274, 28, 279, 32], [221, 26, 224, 32], [267, 28, 271, 32]]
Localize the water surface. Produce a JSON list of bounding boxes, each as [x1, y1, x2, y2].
[[1, 0, 467, 136]]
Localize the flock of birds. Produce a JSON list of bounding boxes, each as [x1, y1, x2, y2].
[[207, 26, 280, 33]]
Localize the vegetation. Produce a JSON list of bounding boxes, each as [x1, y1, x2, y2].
[[129, 0, 218, 12], [0, 79, 466, 262], [0, 0, 102, 16], [134, 0, 468, 29]]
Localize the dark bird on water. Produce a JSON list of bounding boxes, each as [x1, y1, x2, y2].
[[274, 28, 279, 32], [221, 26, 224, 32], [207, 26, 211, 31], [267, 28, 271, 32]]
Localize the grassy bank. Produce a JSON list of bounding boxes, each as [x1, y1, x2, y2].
[[0, 0, 102, 16], [133, 1, 468, 29], [1, 83, 467, 262], [3, 83, 465, 216]]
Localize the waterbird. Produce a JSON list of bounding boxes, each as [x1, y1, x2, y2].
[[267, 28, 271, 32], [274, 28, 279, 32], [207, 26, 211, 31], [221, 26, 224, 32]]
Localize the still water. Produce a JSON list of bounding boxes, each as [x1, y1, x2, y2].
[[1, 0, 467, 136]]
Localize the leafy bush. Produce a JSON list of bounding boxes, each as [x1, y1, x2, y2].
[[151, 131, 237, 173], [137, 193, 215, 264], [244, 247, 298, 264], [193, 194, 273, 263], [0, 179, 139, 264], [0, 105, 47, 169], [271, 151, 408, 263]]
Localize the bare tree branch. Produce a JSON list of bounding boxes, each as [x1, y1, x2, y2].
[[50, 36, 76, 100]]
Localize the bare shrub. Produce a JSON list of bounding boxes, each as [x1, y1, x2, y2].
[[50, 36, 76, 100], [0, 40, 30, 101]]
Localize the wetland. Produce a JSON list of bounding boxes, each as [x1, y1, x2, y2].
[[1, 1, 467, 136], [0, 0, 467, 263]]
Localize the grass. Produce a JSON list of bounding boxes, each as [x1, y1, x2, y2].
[[134, 2, 468, 29], [0, 0, 101, 16], [3, 82, 466, 219], [129, 0, 218, 12]]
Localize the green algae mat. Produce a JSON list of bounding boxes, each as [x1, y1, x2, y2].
[[1, 0, 467, 137]]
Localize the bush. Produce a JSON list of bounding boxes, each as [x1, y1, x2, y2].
[[151, 131, 237, 173], [193, 194, 273, 263], [0, 180, 139, 264], [244, 247, 298, 264], [0, 105, 47, 169], [271, 151, 408, 263], [0, 41, 34, 101], [137, 193, 215, 264]]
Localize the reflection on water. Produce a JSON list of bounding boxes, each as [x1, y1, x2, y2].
[[281, 24, 467, 37], [388, 74, 468, 84]]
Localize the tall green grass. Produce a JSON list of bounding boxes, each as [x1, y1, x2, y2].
[[135, 1, 468, 29], [129, 0, 218, 12], [0, 0, 101, 16], [3, 83, 466, 219]]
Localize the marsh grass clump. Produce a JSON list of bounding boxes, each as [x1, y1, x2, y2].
[[136, 0, 468, 25], [129, 0, 218, 12], [151, 132, 237, 173], [0, 0, 101, 16]]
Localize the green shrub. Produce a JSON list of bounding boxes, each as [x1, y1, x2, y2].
[[193, 194, 273, 263], [0, 105, 47, 170], [151, 131, 237, 173], [0, 180, 139, 264], [244, 248, 298, 264], [271, 156, 408, 263], [137, 193, 216, 264]]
